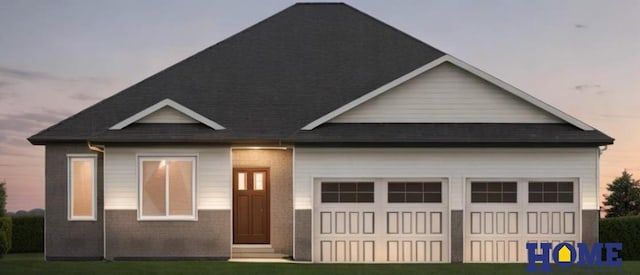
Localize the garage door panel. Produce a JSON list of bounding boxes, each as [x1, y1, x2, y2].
[[471, 212, 481, 234], [551, 212, 561, 234], [484, 212, 493, 234], [363, 212, 375, 234], [416, 212, 426, 234], [564, 212, 575, 234], [336, 212, 346, 234], [336, 241, 347, 261], [387, 212, 399, 234], [431, 212, 442, 234], [508, 212, 518, 234], [540, 212, 549, 234], [402, 212, 412, 234]]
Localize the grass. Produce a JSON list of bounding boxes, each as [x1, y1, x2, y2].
[[0, 253, 635, 274]]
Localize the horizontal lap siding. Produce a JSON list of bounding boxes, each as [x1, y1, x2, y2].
[[330, 63, 562, 123], [136, 106, 198, 124], [294, 148, 598, 210], [104, 146, 231, 210]]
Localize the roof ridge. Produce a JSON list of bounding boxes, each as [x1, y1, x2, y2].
[[294, 2, 346, 5], [335, 2, 447, 56]]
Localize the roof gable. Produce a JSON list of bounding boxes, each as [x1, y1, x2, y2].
[[329, 62, 563, 124], [109, 99, 225, 130], [302, 55, 593, 130]]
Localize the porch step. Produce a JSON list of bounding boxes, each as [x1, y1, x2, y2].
[[231, 246, 289, 259]]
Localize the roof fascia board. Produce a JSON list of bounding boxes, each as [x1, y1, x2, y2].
[[109, 98, 225, 130], [301, 55, 593, 131]]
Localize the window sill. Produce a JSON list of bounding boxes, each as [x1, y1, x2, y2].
[[137, 216, 198, 222], [68, 217, 97, 221]]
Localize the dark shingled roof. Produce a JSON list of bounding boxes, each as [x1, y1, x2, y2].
[[28, 3, 614, 147]]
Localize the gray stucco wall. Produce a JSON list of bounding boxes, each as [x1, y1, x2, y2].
[[105, 210, 230, 260], [45, 143, 104, 260], [232, 149, 293, 256], [450, 210, 463, 263], [581, 209, 599, 246], [294, 209, 312, 261]]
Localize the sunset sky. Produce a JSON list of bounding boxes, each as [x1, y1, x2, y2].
[[0, 0, 638, 211]]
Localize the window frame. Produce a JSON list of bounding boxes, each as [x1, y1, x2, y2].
[[67, 154, 98, 221], [320, 181, 375, 203], [387, 181, 443, 203], [528, 181, 575, 203], [137, 155, 198, 221], [469, 181, 518, 203]]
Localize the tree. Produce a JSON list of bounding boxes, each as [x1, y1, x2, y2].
[[603, 170, 640, 218], [0, 181, 6, 217]]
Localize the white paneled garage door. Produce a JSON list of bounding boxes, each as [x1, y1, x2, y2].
[[465, 179, 579, 262], [313, 179, 448, 263]]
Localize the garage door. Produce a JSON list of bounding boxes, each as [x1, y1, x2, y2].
[[313, 179, 448, 263], [465, 179, 579, 262]]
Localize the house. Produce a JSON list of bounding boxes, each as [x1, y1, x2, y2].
[[28, 3, 613, 263]]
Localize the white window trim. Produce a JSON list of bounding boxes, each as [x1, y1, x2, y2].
[[67, 154, 97, 221], [137, 155, 198, 221]]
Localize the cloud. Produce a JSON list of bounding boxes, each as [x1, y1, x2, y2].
[[573, 84, 608, 95], [70, 92, 105, 102], [0, 110, 71, 135], [574, 84, 600, 91], [0, 91, 18, 100], [574, 24, 588, 29], [0, 65, 112, 84], [0, 66, 59, 81]]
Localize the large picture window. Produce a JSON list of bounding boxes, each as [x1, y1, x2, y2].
[[139, 156, 196, 220], [68, 155, 97, 220]]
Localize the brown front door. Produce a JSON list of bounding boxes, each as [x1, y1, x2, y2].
[[233, 168, 270, 244]]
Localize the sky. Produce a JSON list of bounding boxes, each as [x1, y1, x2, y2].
[[0, 0, 638, 211]]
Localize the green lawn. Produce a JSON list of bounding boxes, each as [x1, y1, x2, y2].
[[0, 254, 634, 274]]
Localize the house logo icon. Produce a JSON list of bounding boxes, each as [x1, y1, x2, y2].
[[526, 242, 622, 273], [556, 244, 572, 263]]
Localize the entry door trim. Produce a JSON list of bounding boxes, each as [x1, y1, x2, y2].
[[233, 168, 271, 244]]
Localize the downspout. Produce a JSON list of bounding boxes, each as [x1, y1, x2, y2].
[[87, 141, 106, 260], [597, 145, 607, 242]]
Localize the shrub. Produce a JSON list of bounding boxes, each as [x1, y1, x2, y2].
[[0, 217, 12, 258], [599, 215, 640, 260], [10, 216, 44, 253]]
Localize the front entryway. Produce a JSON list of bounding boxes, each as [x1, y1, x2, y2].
[[233, 168, 270, 244]]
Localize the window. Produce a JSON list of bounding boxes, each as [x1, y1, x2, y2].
[[68, 155, 97, 220], [388, 182, 442, 203], [321, 182, 374, 203], [471, 181, 517, 203], [139, 156, 196, 220], [529, 182, 573, 203]]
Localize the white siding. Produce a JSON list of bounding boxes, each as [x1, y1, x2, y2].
[[136, 106, 199, 124], [294, 148, 598, 210], [330, 62, 562, 124], [104, 146, 231, 210]]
